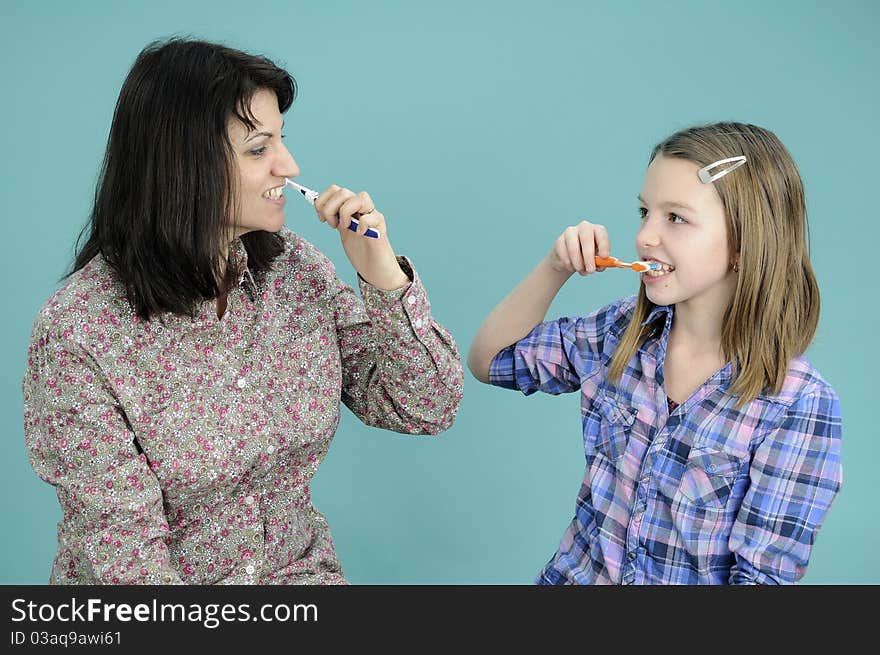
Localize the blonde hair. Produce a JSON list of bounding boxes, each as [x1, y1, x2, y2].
[[608, 122, 820, 407]]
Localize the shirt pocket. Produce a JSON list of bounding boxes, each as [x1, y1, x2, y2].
[[676, 448, 744, 510], [590, 391, 636, 462]]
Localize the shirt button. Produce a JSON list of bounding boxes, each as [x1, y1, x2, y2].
[[236, 378, 247, 389], [245, 565, 255, 575], [245, 496, 255, 505], [414, 318, 423, 329], [267, 445, 275, 454], [407, 295, 417, 305]]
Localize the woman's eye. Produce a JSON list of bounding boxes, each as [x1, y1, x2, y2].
[[638, 207, 647, 220], [668, 213, 686, 224], [250, 146, 267, 156]]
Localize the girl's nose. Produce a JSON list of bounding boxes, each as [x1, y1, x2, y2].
[[636, 225, 660, 249], [636, 213, 662, 248]]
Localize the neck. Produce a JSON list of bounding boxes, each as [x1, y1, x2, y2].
[[217, 237, 236, 289], [668, 283, 735, 357]]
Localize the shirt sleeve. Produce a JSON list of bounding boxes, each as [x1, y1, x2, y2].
[[487, 296, 632, 396], [727, 390, 843, 585], [332, 256, 463, 435], [23, 329, 184, 584]]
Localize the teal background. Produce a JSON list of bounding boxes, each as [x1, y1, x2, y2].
[[2, 0, 877, 584]]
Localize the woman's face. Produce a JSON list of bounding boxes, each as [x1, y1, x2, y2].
[[228, 88, 299, 239], [636, 154, 737, 314]]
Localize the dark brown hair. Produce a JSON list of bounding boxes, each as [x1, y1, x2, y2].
[[71, 38, 297, 319]]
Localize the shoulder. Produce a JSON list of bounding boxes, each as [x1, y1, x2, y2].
[[276, 227, 335, 273], [29, 255, 133, 352], [567, 294, 638, 341], [759, 355, 840, 417], [604, 294, 639, 338], [523, 295, 636, 356], [269, 228, 344, 301]]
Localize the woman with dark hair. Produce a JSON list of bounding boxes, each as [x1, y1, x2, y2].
[[23, 38, 463, 584]]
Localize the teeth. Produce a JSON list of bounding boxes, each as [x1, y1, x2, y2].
[[646, 263, 674, 277], [264, 187, 282, 200]]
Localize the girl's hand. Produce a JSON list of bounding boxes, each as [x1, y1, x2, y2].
[[314, 184, 409, 291], [546, 220, 611, 276]]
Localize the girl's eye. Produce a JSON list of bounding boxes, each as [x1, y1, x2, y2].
[[668, 213, 686, 224], [638, 207, 647, 220], [250, 146, 267, 157]]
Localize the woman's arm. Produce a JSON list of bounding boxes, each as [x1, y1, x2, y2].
[[309, 186, 462, 434], [23, 332, 184, 584], [331, 256, 463, 435]]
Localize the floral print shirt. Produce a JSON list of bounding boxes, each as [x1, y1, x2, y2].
[[23, 228, 463, 584]]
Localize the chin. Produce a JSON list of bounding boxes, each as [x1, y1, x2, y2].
[[644, 285, 677, 307], [244, 219, 286, 235]]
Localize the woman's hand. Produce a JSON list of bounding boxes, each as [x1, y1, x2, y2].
[[546, 220, 611, 276], [314, 184, 410, 291]]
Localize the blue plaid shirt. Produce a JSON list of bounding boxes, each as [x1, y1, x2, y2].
[[489, 295, 842, 584]]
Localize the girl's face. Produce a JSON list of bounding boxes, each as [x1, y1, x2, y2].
[[636, 155, 737, 314], [228, 88, 299, 239]]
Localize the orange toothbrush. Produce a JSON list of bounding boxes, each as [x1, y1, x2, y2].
[[594, 256, 662, 272]]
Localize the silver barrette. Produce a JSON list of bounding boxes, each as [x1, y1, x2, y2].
[[698, 156, 747, 184]]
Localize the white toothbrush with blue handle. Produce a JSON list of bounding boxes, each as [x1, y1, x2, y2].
[[284, 178, 381, 239]]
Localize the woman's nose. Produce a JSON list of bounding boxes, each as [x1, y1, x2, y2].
[[276, 145, 299, 179]]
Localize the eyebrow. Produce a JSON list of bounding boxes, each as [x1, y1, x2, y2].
[[244, 119, 285, 143], [637, 195, 696, 212]]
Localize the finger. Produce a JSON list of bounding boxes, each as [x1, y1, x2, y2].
[[338, 194, 368, 232], [355, 210, 383, 236], [577, 222, 596, 273], [564, 228, 585, 274], [314, 184, 341, 215], [314, 186, 340, 226], [594, 224, 611, 259], [554, 239, 573, 272], [357, 191, 374, 214], [321, 188, 356, 228]]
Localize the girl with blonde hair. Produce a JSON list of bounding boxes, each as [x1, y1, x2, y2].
[[469, 122, 841, 584]]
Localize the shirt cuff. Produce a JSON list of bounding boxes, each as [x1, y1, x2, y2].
[[488, 345, 520, 390], [357, 256, 429, 338], [356, 256, 413, 299]]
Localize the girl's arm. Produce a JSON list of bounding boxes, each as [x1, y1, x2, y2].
[[468, 221, 610, 383], [727, 389, 842, 584]]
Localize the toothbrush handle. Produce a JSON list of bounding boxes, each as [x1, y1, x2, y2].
[[348, 216, 381, 239], [594, 256, 622, 268], [292, 185, 381, 238]]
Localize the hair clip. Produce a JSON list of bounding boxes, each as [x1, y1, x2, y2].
[[697, 156, 747, 184]]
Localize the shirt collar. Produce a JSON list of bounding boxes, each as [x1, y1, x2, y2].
[[229, 238, 256, 292], [639, 302, 734, 385], [641, 302, 673, 328]]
